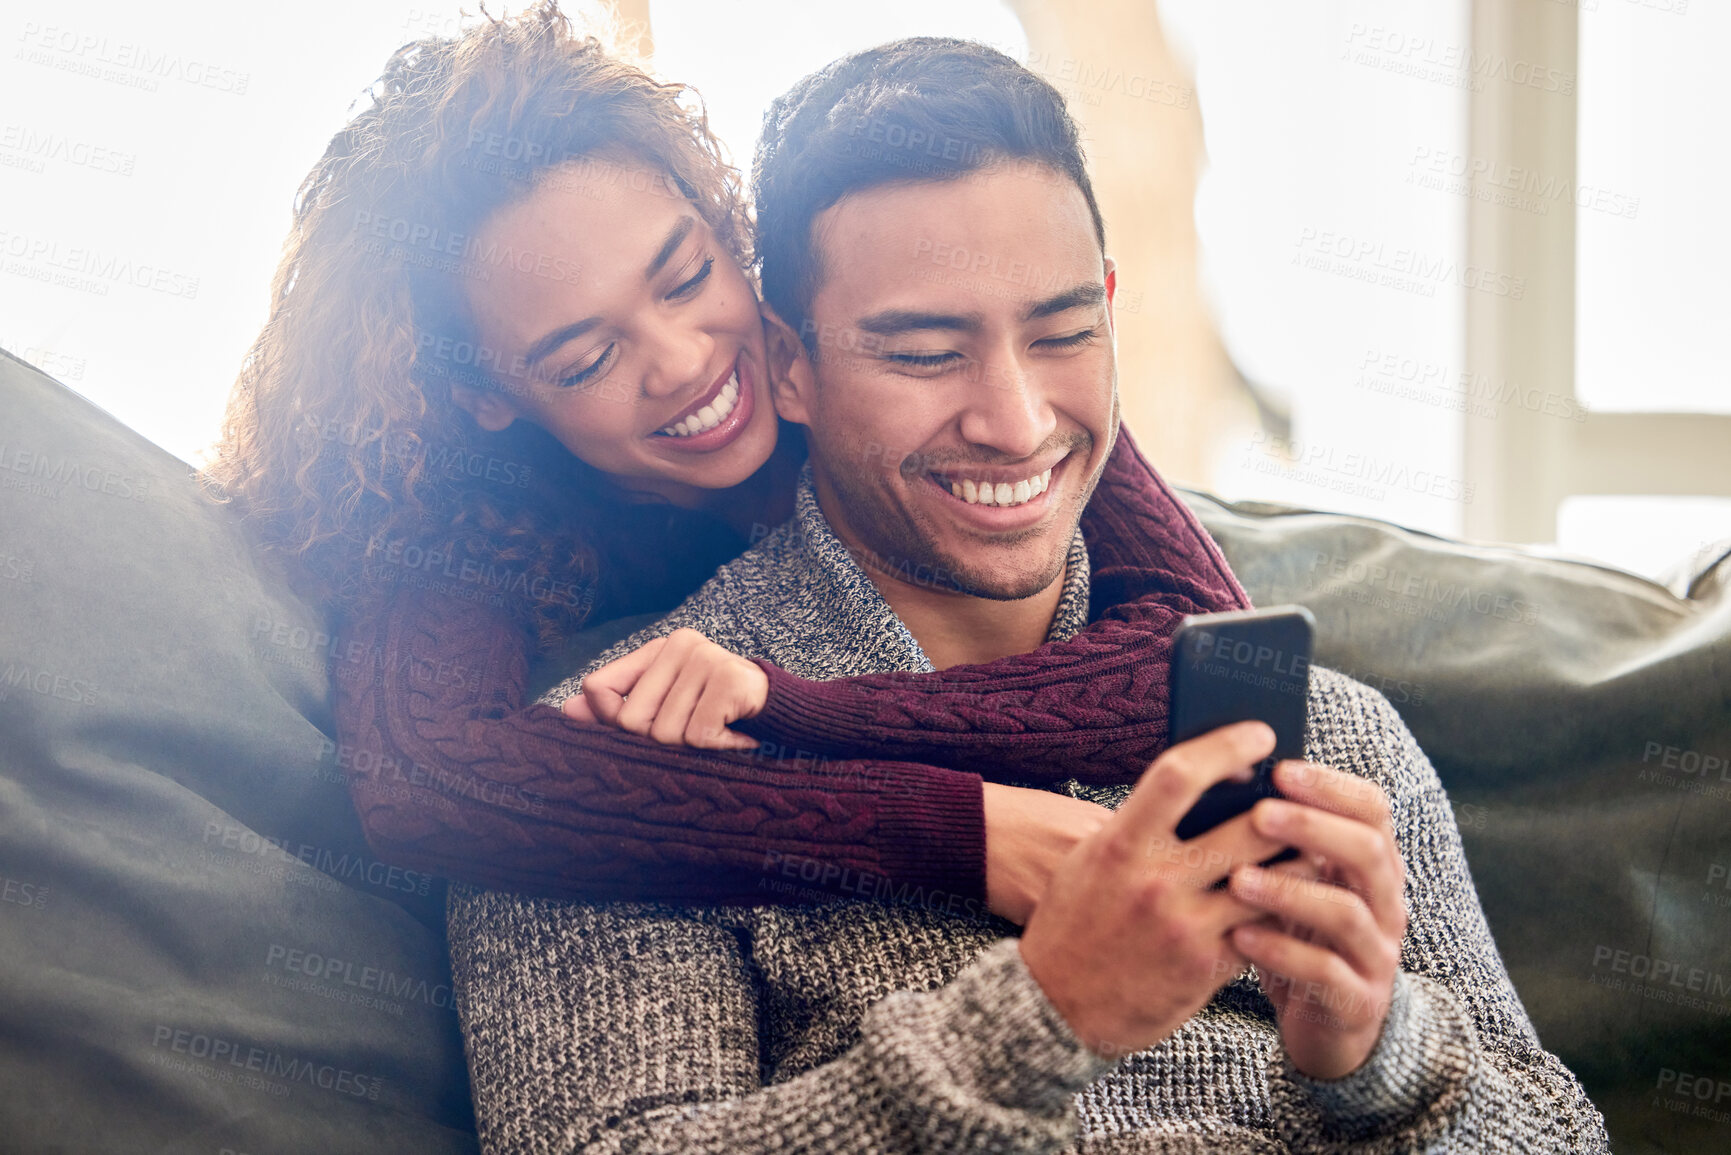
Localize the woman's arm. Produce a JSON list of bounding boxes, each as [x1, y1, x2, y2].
[[737, 426, 1252, 783], [331, 580, 988, 905]]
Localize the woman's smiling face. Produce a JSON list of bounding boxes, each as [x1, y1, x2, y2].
[[455, 156, 779, 503]]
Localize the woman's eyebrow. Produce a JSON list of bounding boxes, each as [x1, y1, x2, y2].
[[525, 318, 601, 370], [645, 216, 697, 279]]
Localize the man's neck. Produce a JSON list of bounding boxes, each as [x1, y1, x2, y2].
[[810, 483, 1067, 669], [869, 570, 1064, 670]]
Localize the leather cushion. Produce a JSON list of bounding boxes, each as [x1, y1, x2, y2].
[[1183, 488, 1731, 1154], [0, 350, 476, 1154]]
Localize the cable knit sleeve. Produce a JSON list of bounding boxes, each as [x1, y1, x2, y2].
[[330, 583, 986, 904], [737, 426, 1252, 783], [447, 888, 1111, 1155]]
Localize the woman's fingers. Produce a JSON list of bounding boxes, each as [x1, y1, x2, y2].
[[692, 724, 761, 752], [561, 692, 599, 725], [571, 630, 767, 749], [609, 635, 695, 736], [576, 630, 768, 750], [685, 684, 755, 749], [648, 662, 711, 746], [579, 637, 668, 726]]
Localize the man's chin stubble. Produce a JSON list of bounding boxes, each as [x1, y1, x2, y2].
[[821, 463, 1073, 601], [899, 531, 1071, 602]]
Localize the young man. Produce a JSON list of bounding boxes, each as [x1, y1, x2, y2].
[[448, 40, 1608, 1153]]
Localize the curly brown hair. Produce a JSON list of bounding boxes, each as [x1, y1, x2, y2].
[[208, 2, 748, 650]]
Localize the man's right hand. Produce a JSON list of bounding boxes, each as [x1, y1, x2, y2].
[[1017, 722, 1290, 1058]]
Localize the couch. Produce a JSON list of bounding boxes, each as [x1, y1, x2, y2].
[[3, 347, 1725, 1152]]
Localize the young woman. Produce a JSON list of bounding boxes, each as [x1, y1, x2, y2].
[[209, 3, 1251, 922]]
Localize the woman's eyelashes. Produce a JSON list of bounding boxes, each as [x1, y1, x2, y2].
[[554, 255, 717, 390], [561, 346, 614, 389], [668, 255, 713, 300]]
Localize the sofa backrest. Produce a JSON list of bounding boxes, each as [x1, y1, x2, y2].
[[1185, 488, 1731, 1155], [0, 350, 476, 1154], [6, 339, 1727, 1154]]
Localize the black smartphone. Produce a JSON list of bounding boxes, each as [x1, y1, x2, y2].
[[1168, 605, 1314, 840]]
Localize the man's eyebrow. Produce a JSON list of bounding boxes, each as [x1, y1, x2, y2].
[[1023, 282, 1108, 321], [855, 309, 984, 337], [524, 317, 602, 370], [645, 216, 697, 279]]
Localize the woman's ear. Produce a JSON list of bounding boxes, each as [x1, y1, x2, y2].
[[760, 301, 817, 427], [450, 383, 519, 433]]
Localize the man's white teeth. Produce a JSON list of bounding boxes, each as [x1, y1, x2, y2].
[[659, 372, 740, 437], [948, 467, 1053, 508]]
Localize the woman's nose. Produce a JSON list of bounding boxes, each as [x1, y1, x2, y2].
[[640, 320, 715, 400]]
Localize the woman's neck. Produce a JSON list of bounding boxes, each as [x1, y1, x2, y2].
[[612, 422, 805, 540], [709, 423, 804, 538]]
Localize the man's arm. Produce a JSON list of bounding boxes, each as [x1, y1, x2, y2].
[[1264, 669, 1609, 1151], [447, 888, 1109, 1154], [449, 725, 1301, 1154]]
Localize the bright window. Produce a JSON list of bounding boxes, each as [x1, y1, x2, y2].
[[1576, 0, 1731, 415], [1162, 0, 1472, 539]]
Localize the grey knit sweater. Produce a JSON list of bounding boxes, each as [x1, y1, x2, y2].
[[448, 476, 1609, 1153]]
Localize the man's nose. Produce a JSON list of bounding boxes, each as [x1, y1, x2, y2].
[[638, 317, 715, 401], [956, 356, 1056, 460]]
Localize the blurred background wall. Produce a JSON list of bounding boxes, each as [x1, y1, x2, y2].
[[1, 0, 1725, 576]]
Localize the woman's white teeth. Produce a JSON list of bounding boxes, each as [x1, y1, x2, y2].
[[947, 466, 1053, 508], [660, 372, 740, 437]]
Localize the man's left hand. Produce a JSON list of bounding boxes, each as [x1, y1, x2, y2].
[[1226, 760, 1407, 1081]]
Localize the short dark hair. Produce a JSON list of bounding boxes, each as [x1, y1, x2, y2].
[[752, 37, 1107, 351]]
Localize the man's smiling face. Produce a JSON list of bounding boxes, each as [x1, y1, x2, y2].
[[779, 162, 1119, 602]]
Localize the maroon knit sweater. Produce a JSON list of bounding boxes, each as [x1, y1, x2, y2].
[[331, 428, 1250, 905]]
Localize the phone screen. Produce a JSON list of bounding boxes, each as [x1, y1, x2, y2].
[[1168, 606, 1314, 840]]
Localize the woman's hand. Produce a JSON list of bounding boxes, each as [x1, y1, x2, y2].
[[982, 783, 1112, 925], [561, 628, 767, 751]]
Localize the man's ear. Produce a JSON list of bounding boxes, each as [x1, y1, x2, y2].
[[1102, 257, 1118, 348], [450, 383, 519, 433], [760, 301, 817, 427]]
